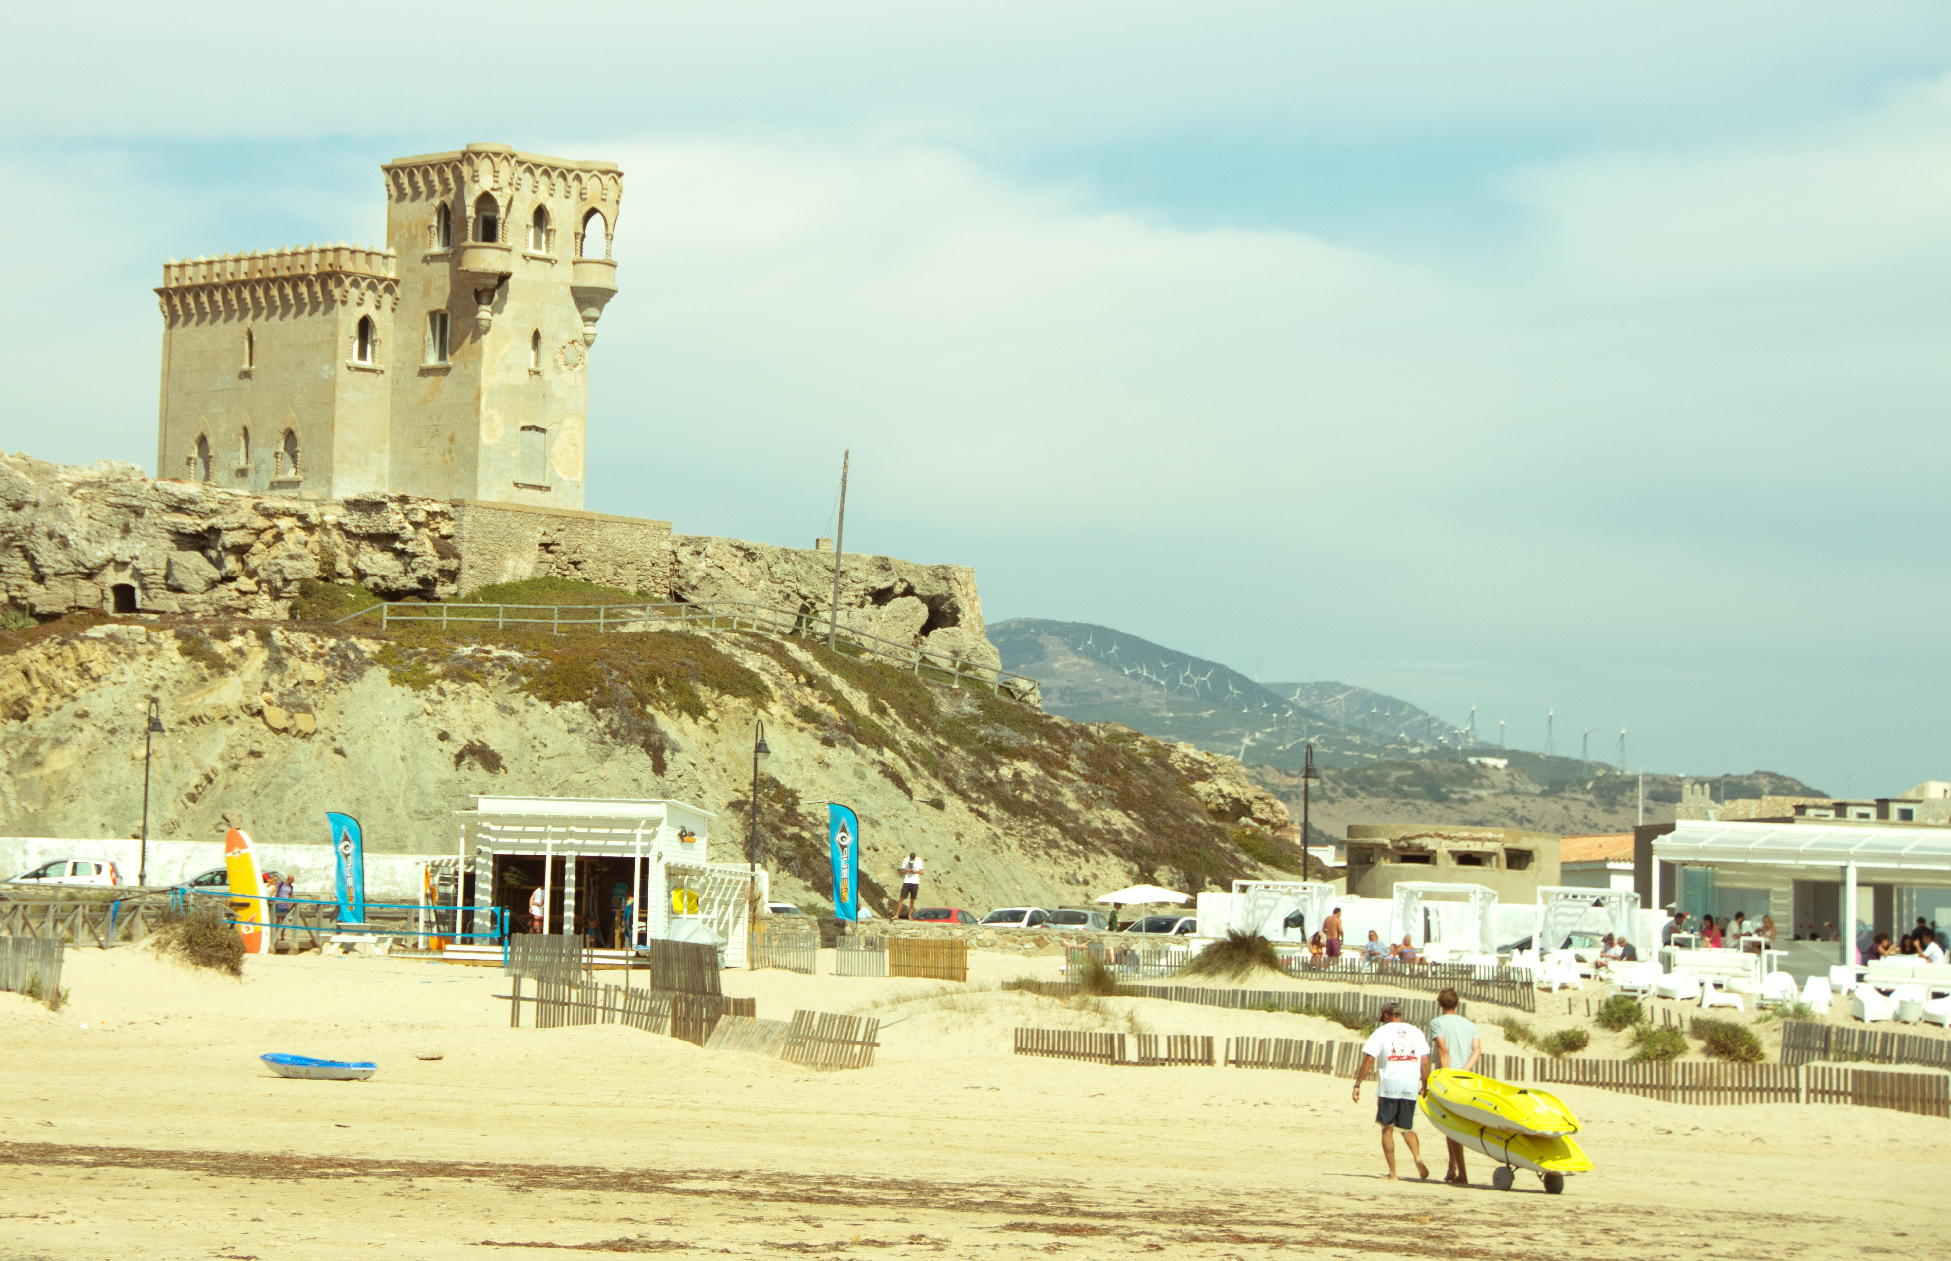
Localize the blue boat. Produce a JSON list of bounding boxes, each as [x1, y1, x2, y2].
[[260, 1053, 377, 1081]]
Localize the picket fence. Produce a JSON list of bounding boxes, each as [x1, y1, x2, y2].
[[780, 1010, 882, 1070], [0, 936, 63, 1002], [1779, 1020, 1951, 1072], [835, 936, 970, 982]]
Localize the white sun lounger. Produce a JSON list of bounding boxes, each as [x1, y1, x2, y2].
[[1654, 969, 1700, 1002], [1700, 982, 1743, 1011], [1922, 995, 1951, 1028], [1852, 987, 1898, 1023], [1611, 961, 1662, 998]]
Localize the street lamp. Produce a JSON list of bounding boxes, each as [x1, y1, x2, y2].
[[748, 720, 771, 925], [1301, 742, 1321, 878], [140, 696, 165, 886]]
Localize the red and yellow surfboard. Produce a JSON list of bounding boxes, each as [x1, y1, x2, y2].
[[224, 828, 270, 955]]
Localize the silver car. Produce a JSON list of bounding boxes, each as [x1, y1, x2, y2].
[[1045, 908, 1109, 932]]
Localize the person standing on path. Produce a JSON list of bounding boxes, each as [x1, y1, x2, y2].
[[1351, 1001, 1430, 1181], [529, 884, 546, 935], [896, 852, 924, 919], [1427, 988, 1481, 1186], [1322, 907, 1344, 962]]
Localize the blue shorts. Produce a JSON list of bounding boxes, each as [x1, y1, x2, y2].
[[1376, 1096, 1417, 1129]]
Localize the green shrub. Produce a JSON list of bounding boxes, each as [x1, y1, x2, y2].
[[1630, 1024, 1687, 1062], [1073, 954, 1120, 996], [1181, 931, 1283, 980], [1692, 1018, 1765, 1063], [290, 578, 381, 623], [1540, 1028, 1590, 1058], [1595, 994, 1644, 1031], [1759, 1000, 1816, 1024], [1294, 1002, 1371, 1034], [0, 605, 33, 632], [155, 905, 246, 977], [1498, 1017, 1538, 1048]]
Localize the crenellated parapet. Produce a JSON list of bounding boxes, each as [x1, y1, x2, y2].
[[156, 245, 398, 325], [383, 144, 622, 213]]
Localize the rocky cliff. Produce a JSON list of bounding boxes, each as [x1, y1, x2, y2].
[[0, 615, 1291, 911]]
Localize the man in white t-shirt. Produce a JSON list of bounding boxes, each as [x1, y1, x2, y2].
[[1351, 1001, 1431, 1181], [1925, 936, 1947, 967], [897, 852, 924, 920]]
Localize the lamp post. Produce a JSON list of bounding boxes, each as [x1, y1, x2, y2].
[[140, 696, 165, 887], [748, 719, 771, 926], [1301, 742, 1320, 878]]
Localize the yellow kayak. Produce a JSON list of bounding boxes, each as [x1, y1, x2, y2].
[[1419, 1094, 1593, 1180], [1426, 1069, 1580, 1136]]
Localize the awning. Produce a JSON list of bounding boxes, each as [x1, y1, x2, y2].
[[1654, 821, 1951, 875]]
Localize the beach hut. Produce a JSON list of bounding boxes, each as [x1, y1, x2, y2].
[[1391, 882, 1500, 959], [455, 795, 766, 967]]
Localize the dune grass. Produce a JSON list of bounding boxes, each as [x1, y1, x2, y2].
[[1180, 931, 1283, 980]]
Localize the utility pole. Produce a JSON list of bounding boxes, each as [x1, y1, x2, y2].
[[140, 697, 165, 886], [826, 450, 849, 649], [1301, 743, 1320, 876], [1637, 772, 1644, 826]]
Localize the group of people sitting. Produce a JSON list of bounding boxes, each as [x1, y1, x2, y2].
[[1296, 929, 1431, 967], [1663, 909, 1778, 950], [1868, 922, 1947, 965]]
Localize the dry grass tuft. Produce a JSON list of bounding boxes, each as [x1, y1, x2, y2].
[[153, 905, 246, 977], [1181, 931, 1283, 980]]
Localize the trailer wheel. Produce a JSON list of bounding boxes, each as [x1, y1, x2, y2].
[[1543, 1172, 1565, 1195], [1492, 1167, 1515, 1191]]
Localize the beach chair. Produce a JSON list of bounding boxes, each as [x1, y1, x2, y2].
[[1757, 971, 1798, 1007], [1611, 961, 1661, 998], [1542, 951, 1583, 992], [1654, 968, 1700, 1002], [1423, 942, 1452, 965], [1699, 982, 1743, 1012], [1799, 974, 1833, 1010], [1851, 986, 1898, 1024], [1922, 995, 1951, 1028], [1827, 965, 1857, 997]]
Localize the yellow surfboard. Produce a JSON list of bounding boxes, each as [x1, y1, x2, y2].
[[224, 828, 270, 955]]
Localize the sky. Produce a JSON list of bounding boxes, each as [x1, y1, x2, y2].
[[3, 2, 1949, 794]]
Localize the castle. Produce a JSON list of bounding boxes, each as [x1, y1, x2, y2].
[[155, 143, 622, 510]]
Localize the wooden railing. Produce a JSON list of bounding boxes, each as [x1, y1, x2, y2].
[[336, 597, 1042, 707]]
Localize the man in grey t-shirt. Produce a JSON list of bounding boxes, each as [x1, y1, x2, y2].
[[1427, 987, 1482, 1186]]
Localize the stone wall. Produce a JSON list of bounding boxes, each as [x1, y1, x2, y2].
[[452, 499, 671, 597]]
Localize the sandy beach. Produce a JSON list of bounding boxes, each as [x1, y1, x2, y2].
[[0, 945, 1941, 1260]]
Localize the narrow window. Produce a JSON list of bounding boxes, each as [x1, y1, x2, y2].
[[530, 205, 550, 252], [529, 329, 541, 370], [580, 209, 606, 258], [474, 193, 499, 243], [519, 425, 548, 485], [427, 310, 450, 364], [243, 328, 254, 369], [355, 316, 376, 364], [195, 435, 213, 483], [239, 427, 250, 469], [435, 202, 453, 249], [279, 429, 300, 478]]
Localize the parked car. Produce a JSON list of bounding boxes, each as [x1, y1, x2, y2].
[[7, 859, 120, 887], [1122, 915, 1196, 935], [1045, 908, 1109, 931], [910, 907, 979, 925], [766, 901, 806, 916], [980, 907, 1052, 928], [177, 866, 233, 894]]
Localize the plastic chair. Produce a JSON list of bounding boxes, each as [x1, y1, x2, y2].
[[1922, 995, 1951, 1028], [1700, 982, 1744, 1011], [1799, 974, 1833, 1010], [1655, 969, 1700, 1001], [1828, 965, 1857, 997], [1852, 987, 1898, 1023], [1612, 961, 1662, 998], [1757, 971, 1798, 1007]]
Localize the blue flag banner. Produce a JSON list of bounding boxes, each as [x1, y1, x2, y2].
[[326, 812, 367, 925], [827, 803, 860, 922]]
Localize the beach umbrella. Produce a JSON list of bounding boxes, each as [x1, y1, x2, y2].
[[1094, 884, 1189, 906]]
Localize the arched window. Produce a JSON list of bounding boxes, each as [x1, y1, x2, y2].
[[474, 193, 500, 243], [243, 328, 254, 369], [530, 329, 542, 370], [579, 210, 606, 259], [435, 202, 453, 249], [529, 205, 551, 253], [278, 429, 300, 478], [355, 316, 376, 364], [194, 435, 212, 483], [519, 425, 548, 485]]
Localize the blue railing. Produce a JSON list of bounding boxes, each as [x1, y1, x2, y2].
[[172, 888, 509, 964]]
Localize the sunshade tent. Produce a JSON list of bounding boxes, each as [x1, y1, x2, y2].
[[1095, 884, 1189, 905]]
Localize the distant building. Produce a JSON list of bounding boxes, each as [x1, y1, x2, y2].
[[1466, 757, 1509, 770], [1676, 780, 1950, 825], [1343, 824, 1560, 903], [1559, 833, 1634, 892]]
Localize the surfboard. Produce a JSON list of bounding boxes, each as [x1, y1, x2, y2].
[[224, 828, 270, 955]]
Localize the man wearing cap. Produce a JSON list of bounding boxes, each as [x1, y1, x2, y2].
[[1351, 1001, 1431, 1181]]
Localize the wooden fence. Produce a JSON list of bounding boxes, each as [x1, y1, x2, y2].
[[1014, 1028, 1129, 1065], [749, 930, 817, 975], [1117, 983, 1448, 1028], [1530, 1058, 1801, 1105], [503, 977, 756, 1045], [888, 937, 968, 982], [1807, 1066, 1950, 1118], [834, 936, 887, 977], [1780, 1020, 1951, 1072], [0, 900, 169, 947], [1224, 1037, 1362, 1077], [780, 1010, 882, 1070], [0, 937, 63, 1002], [1067, 943, 1189, 980], [1135, 1034, 1215, 1066], [1288, 958, 1538, 1013]]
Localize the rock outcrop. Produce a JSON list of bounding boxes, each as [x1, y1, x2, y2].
[[0, 618, 1290, 911]]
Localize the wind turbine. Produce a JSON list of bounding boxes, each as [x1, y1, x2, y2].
[[1582, 727, 1594, 764], [1498, 719, 1506, 749], [1617, 726, 1628, 772], [1544, 708, 1556, 758]]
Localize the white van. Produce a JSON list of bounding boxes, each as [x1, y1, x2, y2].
[[8, 859, 121, 887]]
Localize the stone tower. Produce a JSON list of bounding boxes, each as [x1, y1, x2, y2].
[[155, 143, 621, 509]]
